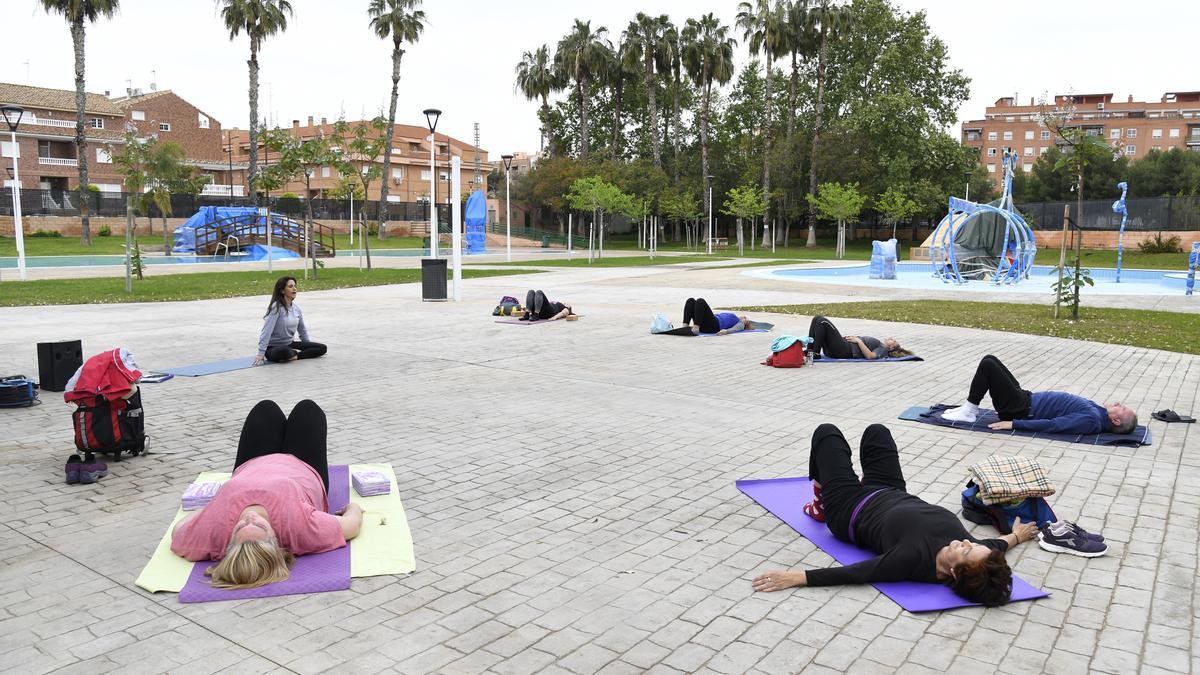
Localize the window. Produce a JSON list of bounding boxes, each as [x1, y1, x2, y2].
[[1002, 131, 1013, 140], [420, 169, 432, 180], [1023, 147, 1033, 156], [159, 122, 171, 132], [198, 114, 210, 129], [987, 131, 997, 141], [1152, 145, 1162, 152], [1152, 128, 1162, 139], [89, 118, 104, 129], [1024, 130, 1034, 140], [1109, 128, 1120, 139], [96, 148, 112, 163], [1040, 130, 1050, 140], [321, 166, 330, 178], [1170, 128, 1181, 138], [1040, 147, 1049, 154], [987, 148, 997, 157], [987, 164, 997, 173], [391, 168, 403, 180], [1023, 163, 1032, 172], [1126, 128, 1136, 138], [1, 141, 18, 158], [439, 172, 449, 181], [1125, 145, 1136, 155], [361, 166, 369, 175], [132, 111, 145, 121]]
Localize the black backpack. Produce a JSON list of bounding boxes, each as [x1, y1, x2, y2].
[[72, 389, 146, 460]]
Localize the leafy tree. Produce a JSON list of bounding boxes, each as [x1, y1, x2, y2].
[[565, 175, 629, 260], [721, 183, 767, 255], [682, 13, 737, 231], [329, 118, 388, 270], [220, 0, 293, 206], [146, 141, 208, 251], [515, 45, 562, 156], [555, 20, 612, 159], [40, 0, 119, 246], [262, 128, 335, 279], [623, 13, 669, 167], [780, 0, 817, 140], [603, 41, 634, 160], [875, 186, 918, 239], [369, 0, 425, 233], [804, 0, 851, 247], [657, 22, 685, 180], [807, 181, 866, 258], [737, 0, 787, 237], [661, 186, 703, 247]]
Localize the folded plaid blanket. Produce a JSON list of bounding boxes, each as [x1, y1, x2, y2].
[[968, 455, 1056, 505]]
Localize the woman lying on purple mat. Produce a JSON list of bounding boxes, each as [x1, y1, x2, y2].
[[171, 400, 363, 590], [751, 423, 1038, 607]]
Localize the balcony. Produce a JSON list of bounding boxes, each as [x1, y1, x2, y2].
[[38, 156, 78, 166], [27, 115, 75, 129], [201, 183, 245, 197]]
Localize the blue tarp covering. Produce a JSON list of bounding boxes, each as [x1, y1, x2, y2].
[[172, 207, 292, 255], [244, 244, 298, 261], [465, 190, 487, 254]]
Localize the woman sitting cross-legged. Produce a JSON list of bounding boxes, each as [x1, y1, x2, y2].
[[807, 315, 909, 360], [751, 423, 1038, 606], [254, 276, 328, 365], [170, 399, 363, 590]]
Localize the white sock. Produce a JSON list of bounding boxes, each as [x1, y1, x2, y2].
[[942, 401, 980, 423]]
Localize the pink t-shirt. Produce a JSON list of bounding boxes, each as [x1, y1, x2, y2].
[[171, 454, 344, 561]]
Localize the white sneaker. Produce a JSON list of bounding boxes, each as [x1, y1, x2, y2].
[[941, 404, 978, 423]]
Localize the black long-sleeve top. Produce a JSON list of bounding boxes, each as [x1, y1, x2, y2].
[[805, 489, 1008, 587]]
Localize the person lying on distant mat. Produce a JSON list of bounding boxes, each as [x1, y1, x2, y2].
[[751, 423, 1038, 607], [807, 315, 910, 360], [941, 354, 1137, 435], [254, 276, 328, 365], [170, 400, 362, 590], [520, 289, 574, 321], [681, 297, 753, 335]]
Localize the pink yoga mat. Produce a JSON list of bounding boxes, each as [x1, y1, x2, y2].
[[736, 476, 1048, 612], [178, 465, 351, 603]]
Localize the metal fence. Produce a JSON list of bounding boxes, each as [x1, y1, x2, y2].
[[1016, 196, 1200, 231], [0, 188, 453, 224]]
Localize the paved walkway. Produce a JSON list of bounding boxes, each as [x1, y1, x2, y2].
[[0, 265, 1196, 674]]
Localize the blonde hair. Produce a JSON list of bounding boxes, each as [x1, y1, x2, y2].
[[206, 539, 295, 590]]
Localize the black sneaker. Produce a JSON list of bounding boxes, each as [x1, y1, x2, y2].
[[1038, 525, 1107, 557], [1047, 520, 1104, 543]]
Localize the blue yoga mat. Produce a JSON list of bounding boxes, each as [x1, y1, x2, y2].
[[814, 354, 923, 363], [900, 404, 1151, 447], [737, 476, 1048, 612], [162, 357, 266, 377]]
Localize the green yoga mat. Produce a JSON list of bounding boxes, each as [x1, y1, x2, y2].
[[135, 463, 415, 593]]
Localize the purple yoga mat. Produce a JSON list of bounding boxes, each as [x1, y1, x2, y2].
[[736, 476, 1048, 612], [178, 465, 351, 603]]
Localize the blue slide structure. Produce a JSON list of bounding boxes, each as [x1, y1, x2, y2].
[[1111, 182, 1129, 283], [172, 206, 299, 259], [930, 150, 1036, 285], [465, 189, 487, 254]]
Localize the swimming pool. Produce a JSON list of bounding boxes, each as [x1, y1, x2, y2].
[[747, 262, 1195, 296], [0, 249, 432, 269]]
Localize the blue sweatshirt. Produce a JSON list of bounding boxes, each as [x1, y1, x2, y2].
[[715, 312, 741, 330], [1014, 391, 1109, 435]]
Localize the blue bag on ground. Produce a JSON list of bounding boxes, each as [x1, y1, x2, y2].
[[961, 481, 1056, 534]]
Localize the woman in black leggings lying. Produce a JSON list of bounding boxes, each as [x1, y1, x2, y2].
[[682, 297, 750, 335], [521, 290, 573, 321], [751, 423, 1038, 606], [807, 315, 907, 360]]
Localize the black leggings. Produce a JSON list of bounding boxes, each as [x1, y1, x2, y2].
[[809, 423, 906, 542], [265, 341, 327, 362], [234, 399, 329, 492], [683, 298, 720, 334], [525, 290, 563, 320], [967, 355, 1032, 420], [807, 316, 854, 359]]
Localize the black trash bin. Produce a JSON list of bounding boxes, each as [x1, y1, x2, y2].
[[421, 258, 448, 301]]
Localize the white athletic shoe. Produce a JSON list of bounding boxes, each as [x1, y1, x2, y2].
[[941, 404, 979, 423]]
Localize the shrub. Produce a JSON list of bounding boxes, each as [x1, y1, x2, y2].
[[28, 230, 64, 238], [98, 225, 112, 237], [1137, 233, 1182, 254]]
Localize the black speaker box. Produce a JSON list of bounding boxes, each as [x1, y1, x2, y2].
[[37, 340, 82, 392]]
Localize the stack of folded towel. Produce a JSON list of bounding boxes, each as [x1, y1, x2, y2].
[[182, 482, 221, 510], [352, 470, 391, 497]]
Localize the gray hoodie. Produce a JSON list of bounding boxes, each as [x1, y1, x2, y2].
[[258, 303, 309, 355]]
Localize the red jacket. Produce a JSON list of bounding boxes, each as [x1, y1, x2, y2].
[[64, 347, 142, 404]]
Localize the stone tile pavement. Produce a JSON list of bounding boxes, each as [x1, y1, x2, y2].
[[0, 264, 1196, 673]]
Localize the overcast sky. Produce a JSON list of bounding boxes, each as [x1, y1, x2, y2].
[[4, 0, 1198, 158]]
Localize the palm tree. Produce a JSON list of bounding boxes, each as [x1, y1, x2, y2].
[[682, 14, 736, 223], [514, 45, 561, 156], [781, 1, 817, 140], [368, 0, 426, 237], [40, 0, 119, 246], [604, 43, 631, 160], [220, 0, 293, 207], [656, 22, 684, 181], [737, 0, 786, 240], [622, 13, 668, 167], [806, 0, 851, 247], [554, 20, 611, 159]]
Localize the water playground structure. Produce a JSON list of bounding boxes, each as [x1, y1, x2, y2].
[[927, 150, 1036, 285], [171, 206, 337, 260]]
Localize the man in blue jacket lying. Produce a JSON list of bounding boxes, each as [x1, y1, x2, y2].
[[941, 354, 1137, 435]]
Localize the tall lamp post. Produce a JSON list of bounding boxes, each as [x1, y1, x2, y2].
[[964, 169, 972, 202], [705, 174, 715, 255], [501, 154, 514, 262], [423, 108, 441, 259], [227, 141, 235, 204], [2, 105, 27, 280]]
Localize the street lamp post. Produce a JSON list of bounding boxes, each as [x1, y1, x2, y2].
[[705, 174, 715, 255], [227, 142, 234, 204], [501, 154, 514, 262], [423, 108, 442, 259], [964, 169, 972, 202], [2, 105, 27, 281]]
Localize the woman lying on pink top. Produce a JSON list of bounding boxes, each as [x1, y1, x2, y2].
[[171, 400, 363, 590]]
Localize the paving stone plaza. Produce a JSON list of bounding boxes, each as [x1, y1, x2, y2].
[[1, 257, 1197, 674]]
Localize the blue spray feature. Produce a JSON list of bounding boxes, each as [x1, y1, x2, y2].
[[930, 150, 1036, 285], [1188, 242, 1199, 297], [1111, 182, 1129, 283]]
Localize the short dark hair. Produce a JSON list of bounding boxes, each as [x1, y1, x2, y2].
[[948, 550, 1011, 607]]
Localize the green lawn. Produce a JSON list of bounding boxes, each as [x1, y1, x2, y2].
[[332, 233, 423, 250], [730, 300, 1200, 355], [0, 233, 423, 256], [0, 267, 537, 307], [473, 254, 732, 267]]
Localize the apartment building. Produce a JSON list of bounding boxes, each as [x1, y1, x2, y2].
[[0, 82, 127, 204], [111, 88, 246, 197], [224, 117, 489, 207], [962, 91, 1200, 188]]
